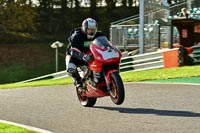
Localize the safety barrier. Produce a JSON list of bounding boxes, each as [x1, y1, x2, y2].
[[17, 48, 182, 83], [192, 46, 200, 65], [17, 70, 67, 83], [120, 51, 163, 72]]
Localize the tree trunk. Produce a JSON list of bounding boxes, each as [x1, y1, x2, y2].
[[105, 0, 116, 11], [90, 0, 97, 18]]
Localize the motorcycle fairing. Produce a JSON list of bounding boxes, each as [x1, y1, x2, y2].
[[88, 44, 121, 72], [90, 44, 121, 62], [95, 49, 119, 60], [82, 82, 109, 97]]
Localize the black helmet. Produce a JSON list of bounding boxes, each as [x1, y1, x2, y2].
[[82, 18, 97, 39]]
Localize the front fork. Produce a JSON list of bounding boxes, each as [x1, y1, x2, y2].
[[103, 69, 118, 91]]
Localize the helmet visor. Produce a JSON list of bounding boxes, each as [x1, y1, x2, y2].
[[87, 28, 96, 36]]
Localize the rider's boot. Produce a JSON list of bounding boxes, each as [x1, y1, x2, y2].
[[74, 77, 82, 87], [67, 69, 86, 93], [73, 77, 86, 93]]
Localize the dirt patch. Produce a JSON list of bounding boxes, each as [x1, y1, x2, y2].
[[0, 43, 67, 83], [0, 43, 55, 68]]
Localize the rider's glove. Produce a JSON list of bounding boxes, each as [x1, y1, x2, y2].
[[82, 54, 93, 63]]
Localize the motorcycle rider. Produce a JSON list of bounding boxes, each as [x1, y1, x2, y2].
[[66, 18, 106, 92]]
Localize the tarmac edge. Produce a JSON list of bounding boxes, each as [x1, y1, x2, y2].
[[0, 119, 54, 133]]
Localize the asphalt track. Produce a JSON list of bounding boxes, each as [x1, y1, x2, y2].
[[0, 83, 200, 133]]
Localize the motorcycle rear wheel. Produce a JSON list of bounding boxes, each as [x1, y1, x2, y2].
[[109, 72, 125, 105], [76, 89, 97, 107]]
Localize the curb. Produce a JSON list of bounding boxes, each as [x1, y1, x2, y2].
[[0, 119, 54, 133]]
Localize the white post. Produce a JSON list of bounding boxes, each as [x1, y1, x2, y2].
[[139, 0, 145, 54], [51, 41, 63, 72], [55, 48, 58, 72]]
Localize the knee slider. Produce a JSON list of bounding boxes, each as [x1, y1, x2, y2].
[[67, 63, 78, 77], [67, 68, 77, 76]]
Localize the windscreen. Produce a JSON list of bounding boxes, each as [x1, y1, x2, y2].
[[92, 36, 111, 49]]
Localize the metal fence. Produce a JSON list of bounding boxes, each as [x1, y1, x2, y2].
[[110, 23, 160, 51], [110, 1, 188, 51]]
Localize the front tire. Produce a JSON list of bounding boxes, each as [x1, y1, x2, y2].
[[76, 88, 97, 107], [109, 72, 125, 105]]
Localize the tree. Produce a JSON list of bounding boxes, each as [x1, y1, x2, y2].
[[122, 0, 127, 7], [74, 0, 80, 12], [128, 0, 133, 7], [38, 0, 55, 33], [0, 0, 38, 32], [90, 0, 97, 18], [105, 0, 117, 11], [60, 0, 69, 31]]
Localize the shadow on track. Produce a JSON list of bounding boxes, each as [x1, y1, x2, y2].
[[94, 106, 200, 117]]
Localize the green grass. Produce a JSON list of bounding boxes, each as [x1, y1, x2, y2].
[[0, 122, 38, 133], [120, 65, 200, 82], [149, 76, 200, 84], [0, 65, 200, 89], [0, 78, 72, 89]]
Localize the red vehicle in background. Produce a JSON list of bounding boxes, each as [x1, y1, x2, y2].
[[76, 36, 125, 107]]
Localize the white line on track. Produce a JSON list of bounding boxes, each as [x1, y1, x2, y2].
[[0, 119, 54, 133], [135, 82, 200, 86]]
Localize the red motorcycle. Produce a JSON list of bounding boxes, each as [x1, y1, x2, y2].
[[76, 36, 125, 107]]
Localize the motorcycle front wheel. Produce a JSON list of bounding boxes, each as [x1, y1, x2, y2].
[[109, 72, 125, 105], [76, 88, 97, 107]]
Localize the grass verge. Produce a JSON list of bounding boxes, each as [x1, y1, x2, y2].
[[0, 65, 200, 89], [120, 65, 200, 82], [0, 122, 38, 133]]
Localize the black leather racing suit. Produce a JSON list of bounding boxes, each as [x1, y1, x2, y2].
[[66, 28, 106, 87]]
